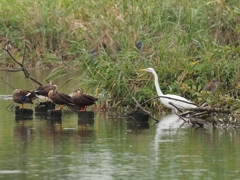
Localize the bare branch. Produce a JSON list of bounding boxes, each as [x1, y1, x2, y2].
[[2, 48, 22, 66], [0, 68, 22, 72], [2, 47, 43, 86], [132, 97, 159, 122], [22, 41, 27, 65], [1, 77, 15, 90], [185, 106, 231, 114], [169, 102, 183, 113], [140, 95, 198, 107]]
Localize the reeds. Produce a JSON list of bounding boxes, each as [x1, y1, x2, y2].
[[1, 0, 240, 110]]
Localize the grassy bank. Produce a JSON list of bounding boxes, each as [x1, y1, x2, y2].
[[1, 0, 240, 111]]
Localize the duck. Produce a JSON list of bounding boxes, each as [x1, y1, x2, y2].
[[12, 89, 38, 109], [72, 88, 98, 111], [35, 81, 55, 100], [48, 85, 74, 110]]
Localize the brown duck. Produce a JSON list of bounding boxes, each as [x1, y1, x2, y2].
[[35, 81, 55, 100], [72, 88, 98, 111], [12, 89, 38, 109], [48, 85, 74, 110]]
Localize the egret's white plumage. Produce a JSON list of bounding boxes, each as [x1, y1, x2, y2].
[[139, 68, 197, 112]]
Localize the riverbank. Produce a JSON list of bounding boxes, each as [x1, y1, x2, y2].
[[1, 0, 240, 111]]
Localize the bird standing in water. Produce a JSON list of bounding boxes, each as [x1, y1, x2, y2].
[[12, 89, 38, 109], [139, 68, 198, 112], [48, 85, 73, 110], [72, 88, 98, 111]]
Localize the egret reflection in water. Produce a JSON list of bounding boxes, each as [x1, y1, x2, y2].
[[154, 114, 188, 148]]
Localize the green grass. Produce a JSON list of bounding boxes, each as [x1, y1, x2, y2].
[[1, 0, 240, 111]]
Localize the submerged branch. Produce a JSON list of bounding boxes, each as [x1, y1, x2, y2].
[[132, 97, 159, 122]]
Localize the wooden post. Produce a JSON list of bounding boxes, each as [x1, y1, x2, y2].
[[78, 118, 94, 126], [15, 106, 33, 119], [78, 111, 95, 120], [128, 111, 150, 121], [35, 102, 56, 117], [47, 109, 62, 119], [78, 111, 95, 129]]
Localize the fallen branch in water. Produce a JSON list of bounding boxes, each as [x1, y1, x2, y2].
[[132, 97, 159, 122], [135, 95, 237, 128], [187, 106, 231, 114], [169, 102, 183, 113]]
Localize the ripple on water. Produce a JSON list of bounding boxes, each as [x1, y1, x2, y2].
[[0, 170, 27, 174], [0, 95, 12, 100]]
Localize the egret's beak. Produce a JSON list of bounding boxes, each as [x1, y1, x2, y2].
[[138, 69, 147, 72]]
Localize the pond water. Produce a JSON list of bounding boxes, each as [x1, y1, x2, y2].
[[0, 70, 240, 180]]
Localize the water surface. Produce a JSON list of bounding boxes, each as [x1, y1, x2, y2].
[[0, 70, 240, 180]]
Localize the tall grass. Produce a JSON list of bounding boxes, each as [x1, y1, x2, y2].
[[1, 0, 240, 110]]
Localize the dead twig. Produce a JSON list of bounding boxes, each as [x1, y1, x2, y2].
[[188, 107, 231, 114], [169, 102, 183, 113], [140, 95, 198, 107], [1, 77, 15, 90], [132, 97, 159, 122], [6, 101, 14, 111]]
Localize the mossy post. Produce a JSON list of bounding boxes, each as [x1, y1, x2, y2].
[[15, 106, 33, 119], [47, 109, 62, 119], [35, 102, 56, 117], [78, 111, 95, 120]]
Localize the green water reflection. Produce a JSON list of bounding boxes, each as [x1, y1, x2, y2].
[[0, 70, 240, 180]]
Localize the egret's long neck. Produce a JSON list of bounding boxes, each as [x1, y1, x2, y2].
[[151, 70, 164, 96]]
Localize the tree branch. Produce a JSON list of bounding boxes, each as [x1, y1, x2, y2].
[[1, 77, 15, 90], [141, 95, 198, 107], [2, 46, 43, 86], [132, 97, 159, 122]]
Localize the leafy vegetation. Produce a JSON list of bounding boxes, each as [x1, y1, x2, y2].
[[1, 0, 240, 111]]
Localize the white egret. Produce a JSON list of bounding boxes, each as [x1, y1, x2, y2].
[[139, 68, 197, 112]]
